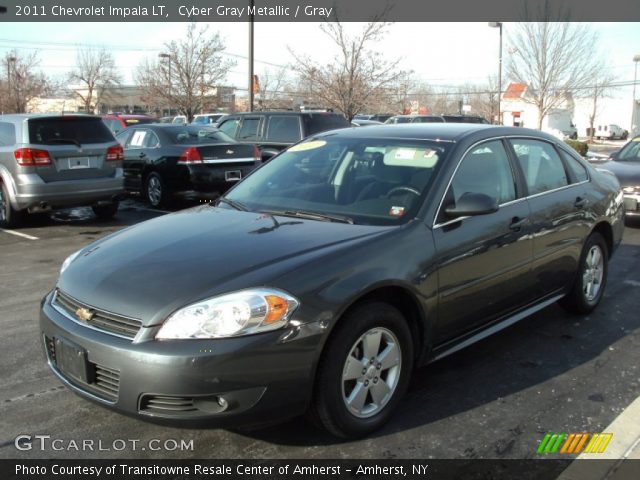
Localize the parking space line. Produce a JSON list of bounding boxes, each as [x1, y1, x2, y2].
[[124, 205, 171, 214], [0, 228, 39, 240]]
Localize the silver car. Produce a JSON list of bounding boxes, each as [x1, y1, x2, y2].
[[0, 114, 124, 227]]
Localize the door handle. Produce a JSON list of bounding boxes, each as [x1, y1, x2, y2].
[[575, 197, 589, 209], [509, 217, 529, 231]]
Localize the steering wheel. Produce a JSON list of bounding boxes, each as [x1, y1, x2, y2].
[[385, 186, 421, 198]]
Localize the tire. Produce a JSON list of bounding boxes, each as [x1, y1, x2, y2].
[[560, 232, 608, 314], [309, 302, 413, 438], [144, 172, 167, 208], [0, 182, 23, 228], [92, 201, 119, 220]]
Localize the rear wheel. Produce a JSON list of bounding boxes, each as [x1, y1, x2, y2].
[[92, 201, 119, 220], [560, 232, 608, 314], [309, 302, 413, 438], [0, 182, 23, 228], [144, 172, 167, 208]]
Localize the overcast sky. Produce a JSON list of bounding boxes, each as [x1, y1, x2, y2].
[[1, 22, 638, 90]]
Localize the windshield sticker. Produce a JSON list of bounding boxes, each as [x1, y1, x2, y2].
[[389, 206, 405, 217], [288, 140, 327, 152]]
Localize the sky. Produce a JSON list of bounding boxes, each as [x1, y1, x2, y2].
[[0, 21, 639, 127]]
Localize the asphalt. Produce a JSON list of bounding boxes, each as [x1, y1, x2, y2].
[[0, 198, 639, 463]]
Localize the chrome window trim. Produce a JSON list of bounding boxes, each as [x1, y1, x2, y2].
[[432, 135, 591, 230], [51, 290, 143, 342]]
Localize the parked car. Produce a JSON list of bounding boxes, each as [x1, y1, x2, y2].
[[0, 114, 123, 227], [191, 113, 227, 126], [102, 114, 156, 135], [115, 124, 260, 207], [596, 124, 626, 140], [386, 114, 489, 124], [158, 115, 188, 125], [41, 124, 623, 438], [216, 111, 350, 161], [353, 113, 393, 123], [597, 135, 640, 219]]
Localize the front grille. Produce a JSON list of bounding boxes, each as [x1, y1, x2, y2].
[[140, 395, 197, 414], [53, 290, 142, 340], [44, 335, 120, 402]]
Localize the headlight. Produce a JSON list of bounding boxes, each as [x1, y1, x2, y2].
[[60, 250, 81, 274], [156, 288, 299, 339]]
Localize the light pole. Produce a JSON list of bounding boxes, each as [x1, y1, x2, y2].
[[158, 53, 171, 116], [248, 0, 255, 112], [489, 22, 503, 125], [631, 54, 640, 136]]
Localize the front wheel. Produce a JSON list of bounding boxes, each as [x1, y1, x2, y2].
[[309, 302, 413, 438], [560, 232, 608, 314]]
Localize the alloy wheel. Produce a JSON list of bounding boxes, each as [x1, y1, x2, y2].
[[147, 175, 162, 206], [583, 244, 604, 301]]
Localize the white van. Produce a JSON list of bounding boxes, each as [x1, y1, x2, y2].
[[596, 124, 627, 140]]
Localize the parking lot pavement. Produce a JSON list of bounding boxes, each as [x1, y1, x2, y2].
[[1, 204, 639, 460]]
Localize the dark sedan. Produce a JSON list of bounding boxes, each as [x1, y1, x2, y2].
[[116, 124, 261, 207], [40, 124, 624, 438], [597, 135, 640, 218]]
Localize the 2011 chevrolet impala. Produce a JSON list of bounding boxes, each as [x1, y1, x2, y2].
[[40, 124, 624, 438]]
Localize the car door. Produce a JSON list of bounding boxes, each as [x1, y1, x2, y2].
[[122, 128, 159, 191], [432, 139, 533, 342], [507, 138, 591, 297]]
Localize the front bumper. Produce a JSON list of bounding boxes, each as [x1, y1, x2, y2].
[[39, 291, 320, 427]]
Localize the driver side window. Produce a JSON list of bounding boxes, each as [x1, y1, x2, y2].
[[444, 140, 516, 214]]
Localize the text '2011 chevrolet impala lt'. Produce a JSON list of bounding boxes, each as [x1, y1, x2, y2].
[[40, 124, 624, 438]]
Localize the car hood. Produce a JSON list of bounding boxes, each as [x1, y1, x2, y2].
[[58, 206, 389, 325], [597, 161, 640, 188]]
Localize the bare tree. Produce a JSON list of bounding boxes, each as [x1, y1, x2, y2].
[[1, 51, 51, 113], [256, 68, 293, 110], [290, 20, 406, 120], [586, 69, 616, 143], [506, 22, 600, 129], [465, 76, 499, 122], [136, 24, 235, 121], [68, 48, 121, 114]]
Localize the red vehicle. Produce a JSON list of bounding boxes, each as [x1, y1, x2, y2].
[[102, 114, 156, 135]]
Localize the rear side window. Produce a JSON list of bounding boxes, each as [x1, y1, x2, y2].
[[559, 148, 589, 183], [218, 118, 239, 137], [413, 116, 444, 123], [304, 114, 350, 135], [617, 139, 640, 162], [0, 122, 16, 146], [237, 118, 261, 140], [266, 116, 301, 143], [509, 139, 568, 195], [28, 117, 114, 145]]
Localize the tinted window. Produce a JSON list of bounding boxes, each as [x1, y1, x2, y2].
[[617, 138, 640, 162], [237, 118, 261, 140], [448, 140, 516, 207], [559, 148, 589, 182], [266, 116, 300, 143], [0, 122, 16, 146], [385, 116, 413, 124], [164, 126, 235, 144], [28, 117, 114, 145], [218, 118, 239, 137], [115, 129, 131, 147], [413, 116, 444, 123], [304, 114, 350, 135], [509, 139, 568, 195]]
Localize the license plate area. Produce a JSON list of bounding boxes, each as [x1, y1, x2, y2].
[[54, 337, 93, 384], [225, 170, 242, 182], [67, 157, 90, 169]]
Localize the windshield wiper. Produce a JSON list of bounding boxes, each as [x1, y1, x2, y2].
[[45, 138, 82, 148], [261, 209, 354, 224], [215, 197, 249, 211]]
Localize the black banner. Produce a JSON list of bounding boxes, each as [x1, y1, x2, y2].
[[1, 0, 640, 22]]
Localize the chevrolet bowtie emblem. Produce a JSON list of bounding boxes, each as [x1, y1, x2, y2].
[[75, 307, 94, 322], [226, 149, 234, 154]]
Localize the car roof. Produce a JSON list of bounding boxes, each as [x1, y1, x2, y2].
[[104, 114, 155, 119], [0, 113, 100, 121], [231, 111, 344, 117], [314, 123, 560, 143]]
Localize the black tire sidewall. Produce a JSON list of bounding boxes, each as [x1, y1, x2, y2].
[[313, 302, 413, 438]]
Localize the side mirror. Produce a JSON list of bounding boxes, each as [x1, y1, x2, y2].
[[445, 192, 499, 218]]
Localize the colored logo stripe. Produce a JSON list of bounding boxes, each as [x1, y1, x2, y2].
[[537, 433, 613, 454]]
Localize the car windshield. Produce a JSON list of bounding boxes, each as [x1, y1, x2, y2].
[[617, 137, 640, 161], [164, 126, 235, 144], [225, 135, 450, 226]]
